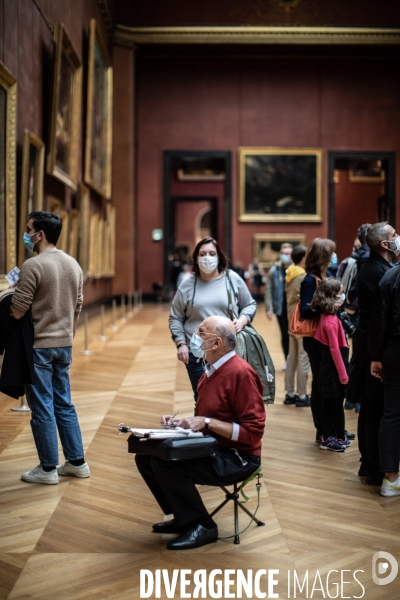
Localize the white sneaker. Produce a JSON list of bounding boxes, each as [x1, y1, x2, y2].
[[282, 361, 287, 371], [381, 476, 400, 497], [57, 461, 90, 478], [21, 465, 59, 485]]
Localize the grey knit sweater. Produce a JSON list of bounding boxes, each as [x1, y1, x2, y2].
[[169, 270, 257, 345], [11, 249, 83, 348]]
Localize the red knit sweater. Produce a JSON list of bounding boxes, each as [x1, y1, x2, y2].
[[196, 354, 266, 456]]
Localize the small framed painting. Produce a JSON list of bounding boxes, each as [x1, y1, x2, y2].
[[253, 233, 307, 270]]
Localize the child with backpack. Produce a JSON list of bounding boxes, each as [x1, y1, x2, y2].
[[311, 279, 350, 452]]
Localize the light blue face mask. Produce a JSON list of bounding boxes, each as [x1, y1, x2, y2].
[[23, 231, 39, 253], [189, 333, 217, 359], [330, 253, 338, 267]]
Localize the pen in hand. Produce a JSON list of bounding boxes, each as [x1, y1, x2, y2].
[[160, 411, 179, 427]]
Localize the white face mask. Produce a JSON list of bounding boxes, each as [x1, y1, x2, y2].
[[198, 256, 219, 274], [386, 236, 400, 257], [335, 293, 346, 306]]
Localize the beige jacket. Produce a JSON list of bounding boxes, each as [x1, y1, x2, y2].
[[285, 264, 306, 321]]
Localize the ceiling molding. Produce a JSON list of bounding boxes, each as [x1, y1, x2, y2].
[[114, 25, 400, 46]]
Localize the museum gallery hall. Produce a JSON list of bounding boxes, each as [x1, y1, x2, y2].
[[1, 1, 400, 598]]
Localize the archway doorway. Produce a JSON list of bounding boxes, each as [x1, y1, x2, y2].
[[163, 150, 231, 296]]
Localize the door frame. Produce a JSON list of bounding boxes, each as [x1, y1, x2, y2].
[[328, 151, 396, 241], [163, 150, 232, 293], [172, 196, 218, 259]]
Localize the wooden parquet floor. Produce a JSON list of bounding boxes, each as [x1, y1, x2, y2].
[[1, 305, 400, 599]]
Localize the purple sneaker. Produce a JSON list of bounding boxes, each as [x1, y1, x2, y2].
[[337, 436, 351, 449], [320, 436, 345, 452]]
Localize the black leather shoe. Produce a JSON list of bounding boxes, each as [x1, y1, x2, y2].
[[284, 394, 298, 405], [152, 519, 182, 534], [167, 524, 218, 550], [296, 395, 310, 407], [344, 430, 355, 440]]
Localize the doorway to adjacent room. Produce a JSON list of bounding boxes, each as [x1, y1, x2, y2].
[[328, 151, 396, 262]]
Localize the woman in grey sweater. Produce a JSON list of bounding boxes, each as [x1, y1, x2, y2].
[[169, 237, 257, 401]]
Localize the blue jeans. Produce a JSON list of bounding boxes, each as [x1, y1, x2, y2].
[[24, 347, 84, 467]]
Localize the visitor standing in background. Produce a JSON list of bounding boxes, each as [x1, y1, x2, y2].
[[284, 245, 310, 407], [265, 243, 293, 370]]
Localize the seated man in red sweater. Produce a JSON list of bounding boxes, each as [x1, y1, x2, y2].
[[135, 316, 266, 550]]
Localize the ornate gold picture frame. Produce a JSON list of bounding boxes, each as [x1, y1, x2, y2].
[[77, 184, 90, 277], [0, 61, 17, 290], [47, 24, 82, 190], [253, 233, 307, 270], [85, 19, 113, 199], [18, 131, 45, 267], [239, 147, 322, 223]]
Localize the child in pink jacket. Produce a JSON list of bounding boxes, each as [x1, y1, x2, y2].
[[311, 279, 350, 452]]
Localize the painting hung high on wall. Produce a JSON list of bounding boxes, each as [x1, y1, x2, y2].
[[0, 61, 17, 290], [85, 19, 113, 199], [47, 24, 82, 189], [253, 233, 307, 270], [18, 131, 45, 266], [239, 148, 322, 222]]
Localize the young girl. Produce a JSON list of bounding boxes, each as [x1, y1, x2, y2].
[[311, 279, 350, 452]]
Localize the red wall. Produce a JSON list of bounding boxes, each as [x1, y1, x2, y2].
[[136, 58, 400, 292], [0, 0, 113, 306], [334, 172, 385, 261]]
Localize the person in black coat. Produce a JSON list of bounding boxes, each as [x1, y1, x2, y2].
[[368, 248, 400, 497], [355, 223, 397, 484]]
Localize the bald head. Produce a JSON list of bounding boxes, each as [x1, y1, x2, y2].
[[200, 316, 236, 352]]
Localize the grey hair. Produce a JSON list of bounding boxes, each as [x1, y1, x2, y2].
[[366, 222, 389, 251], [215, 324, 236, 350]]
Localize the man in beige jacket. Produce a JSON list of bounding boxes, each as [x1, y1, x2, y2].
[[284, 245, 310, 407]]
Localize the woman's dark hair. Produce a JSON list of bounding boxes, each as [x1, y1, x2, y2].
[[305, 238, 336, 277], [192, 237, 227, 276], [28, 211, 62, 245], [311, 278, 341, 314]]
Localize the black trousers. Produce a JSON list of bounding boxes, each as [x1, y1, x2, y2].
[[135, 451, 260, 528], [380, 351, 400, 473], [357, 361, 384, 476], [276, 312, 289, 359], [322, 397, 345, 440], [303, 336, 322, 434]]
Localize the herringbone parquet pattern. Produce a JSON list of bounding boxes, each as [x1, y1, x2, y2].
[[0, 305, 399, 599]]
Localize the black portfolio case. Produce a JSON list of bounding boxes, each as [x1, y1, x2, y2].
[[127, 434, 218, 460]]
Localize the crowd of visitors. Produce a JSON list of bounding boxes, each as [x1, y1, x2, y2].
[[6, 214, 400, 504]]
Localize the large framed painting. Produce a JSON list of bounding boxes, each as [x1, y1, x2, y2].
[[239, 148, 322, 222], [84, 19, 113, 199], [18, 131, 45, 266], [0, 62, 17, 290], [253, 233, 307, 270], [47, 24, 82, 190]]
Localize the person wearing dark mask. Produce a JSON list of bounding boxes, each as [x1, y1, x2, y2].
[[355, 223, 396, 485], [169, 238, 256, 402], [265, 243, 293, 369], [367, 226, 400, 496]]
